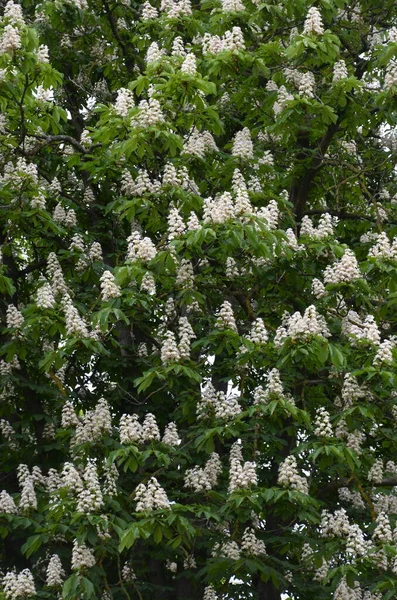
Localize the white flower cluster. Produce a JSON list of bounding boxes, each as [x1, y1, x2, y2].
[[0, 490, 17, 514], [311, 278, 326, 298], [184, 453, 222, 492], [2, 569, 36, 599], [374, 338, 394, 364], [334, 577, 362, 600], [183, 128, 218, 158], [120, 412, 165, 444], [132, 97, 165, 128], [201, 27, 245, 54], [246, 318, 269, 344], [2, 157, 38, 186], [0, 24, 21, 53], [121, 562, 136, 582], [72, 398, 112, 446], [52, 204, 77, 228], [323, 249, 361, 284], [333, 59, 348, 82], [162, 422, 181, 446], [100, 270, 121, 301], [213, 539, 240, 560], [181, 53, 197, 75], [36, 280, 56, 309], [320, 508, 350, 537], [71, 540, 96, 570], [338, 487, 365, 510], [61, 400, 79, 428], [215, 300, 238, 332], [135, 477, 170, 512], [161, 330, 181, 364], [277, 455, 308, 494], [62, 296, 90, 338], [221, 0, 245, 12], [273, 85, 294, 115], [300, 214, 337, 238], [274, 305, 330, 346], [167, 206, 186, 240], [372, 512, 393, 543], [253, 368, 285, 405], [342, 311, 381, 345], [6, 304, 24, 330], [340, 373, 367, 407], [368, 232, 397, 259], [46, 554, 65, 587], [228, 442, 257, 493], [299, 72, 316, 98], [196, 381, 242, 421], [232, 127, 254, 159], [114, 87, 135, 117], [303, 7, 324, 36], [126, 230, 157, 262], [203, 585, 218, 600], [241, 527, 266, 556], [76, 461, 103, 513], [160, 0, 192, 18], [178, 316, 196, 359], [176, 259, 195, 288], [141, 1, 158, 19], [146, 41, 164, 65], [3, 1, 25, 26], [384, 60, 397, 91], [121, 168, 161, 197], [313, 407, 333, 437]]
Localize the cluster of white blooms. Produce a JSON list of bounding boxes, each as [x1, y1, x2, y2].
[[102, 462, 119, 497], [311, 278, 326, 298], [61, 400, 79, 428], [142, 413, 161, 442], [36, 280, 56, 309], [167, 207, 186, 240], [121, 562, 136, 583], [52, 204, 77, 230], [100, 270, 121, 301], [72, 398, 112, 445], [62, 296, 90, 338], [320, 508, 350, 537], [61, 462, 83, 493], [196, 381, 242, 420], [203, 193, 235, 223], [183, 128, 218, 157], [201, 27, 245, 54], [277, 455, 308, 494], [146, 41, 164, 65], [141, 1, 158, 19], [0, 490, 17, 514], [2, 157, 38, 186], [342, 311, 381, 345], [160, 0, 192, 18], [135, 477, 170, 511], [46, 554, 65, 587], [2, 569, 36, 599], [340, 373, 367, 407], [19, 475, 37, 511], [76, 461, 103, 512], [372, 512, 393, 543], [232, 127, 254, 159], [334, 577, 361, 600], [300, 214, 337, 238], [299, 72, 316, 98], [178, 316, 196, 359], [346, 523, 371, 557], [374, 338, 394, 364], [368, 232, 397, 259], [246, 318, 269, 344], [71, 540, 96, 570], [273, 85, 294, 115], [162, 422, 180, 446], [215, 300, 238, 332], [126, 230, 157, 262], [213, 539, 240, 560], [257, 200, 280, 229], [203, 585, 218, 600], [384, 60, 397, 91], [6, 304, 24, 330], [140, 271, 156, 295], [274, 305, 330, 347], [253, 368, 285, 405], [241, 528, 266, 555], [313, 407, 333, 437], [333, 59, 349, 82], [226, 257, 239, 277], [181, 53, 197, 75], [221, 0, 245, 11], [132, 97, 165, 127], [3, 1, 25, 25], [228, 442, 257, 493], [0, 24, 21, 53], [184, 453, 222, 492], [161, 330, 181, 364], [114, 87, 135, 117], [338, 487, 365, 510], [323, 249, 361, 283], [120, 414, 143, 444], [303, 7, 324, 35]]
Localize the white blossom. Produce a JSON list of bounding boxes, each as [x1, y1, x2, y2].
[[303, 7, 324, 36], [71, 540, 96, 570]]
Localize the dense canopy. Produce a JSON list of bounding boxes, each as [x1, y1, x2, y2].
[[0, 0, 397, 599]]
